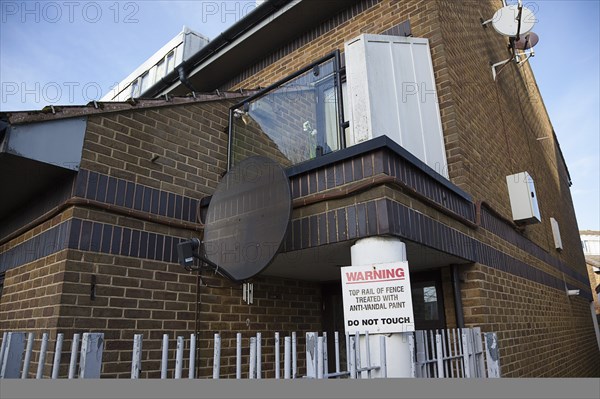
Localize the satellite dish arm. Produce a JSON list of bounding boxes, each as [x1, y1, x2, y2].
[[515, 2, 523, 41]]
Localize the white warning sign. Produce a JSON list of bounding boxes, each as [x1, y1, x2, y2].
[[341, 261, 415, 334]]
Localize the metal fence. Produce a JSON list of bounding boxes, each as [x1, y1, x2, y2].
[[410, 327, 500, 378], [0, 328, 500, 379]]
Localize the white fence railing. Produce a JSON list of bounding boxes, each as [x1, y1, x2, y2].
[[0, 328, 500, 379]]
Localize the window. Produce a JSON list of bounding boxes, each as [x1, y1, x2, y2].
[[165, 51, 175, 74], [156, 59, 166, 80], [229, 52, 343, 169], [411, 271, 446, 330], [140, 71, 152, 95]]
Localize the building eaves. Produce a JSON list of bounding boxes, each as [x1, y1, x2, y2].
[[1, 91, 255, 125]]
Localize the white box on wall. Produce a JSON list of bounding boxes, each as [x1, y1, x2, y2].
[[550, 217, 563, 250], [344, 34, 449, 178], [506, 172, 541, 225]]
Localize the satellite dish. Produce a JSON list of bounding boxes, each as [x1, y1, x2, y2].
[[514, 32, 539, 50], [202, 156, 291, 282], [491, 4, 536, 37]]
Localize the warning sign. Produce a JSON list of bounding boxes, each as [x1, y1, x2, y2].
[[341, 261, 415, 334]]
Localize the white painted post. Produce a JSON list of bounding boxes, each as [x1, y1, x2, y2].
[[322, 332, 328, 377], [350, 237, 413, 377], [212, 333, 221, 379], [379, 335, 387, 378], [305, 332, 317, 378], [348, 334, 356, 379], [79, 333, 104, 379], [36, 333, 49, 379], [365, 331, 371, 379], [0, 332, 7, 372], [1, 332, 25, 379], [256, 332, 261, 379], [249, 337, 256, 379], [484, 332, 501, 378], [317, 336, 324, 379], [461, 332, 471, 378], [291, 332, 297, 379], [408, 334, 416, 378], [51, 333, 64, 379], [68, 334, 80, 379], [174, 336, 184, 379], [22, 332, 35, 379], [334, 332, 341, 374], [435, 334, 444, 378], [274, 332, 280, 379], [354, 332, 361, 379], [284, 336, 291, 379], [131, 334, 143, 379], [235, 333, 242, 379], [160, 334, 168, 379], [188, 334, 196, 379], [345, 332, 351, 376]]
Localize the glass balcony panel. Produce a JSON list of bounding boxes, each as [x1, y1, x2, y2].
[[230, 57, 340, 168]]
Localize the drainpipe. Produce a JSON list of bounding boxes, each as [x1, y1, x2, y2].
[[451, 264, 465, 328], [177, 66, 198, 95]]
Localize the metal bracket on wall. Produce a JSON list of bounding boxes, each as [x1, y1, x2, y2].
[[243, 283, 254, 305]]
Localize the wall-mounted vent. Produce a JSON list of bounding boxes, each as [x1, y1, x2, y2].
[[506, 172, 541, 225], [550, 217, 563, 251]]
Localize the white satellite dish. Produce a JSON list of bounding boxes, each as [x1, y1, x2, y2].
[[481, 1, 539, 80], [491, 4, 536, 37], [514, 32, 539, 50]]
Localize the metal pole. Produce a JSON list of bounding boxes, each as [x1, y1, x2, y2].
[[379, 335, 387, 378], [160, 334, 169, 379], [175, 336, 184, 379], [36, 333, 49, 379], [349, 334, 356, 379], [235, 333, 242, 379], [68, 334, 80, 379], [317, 336, 324, 379], [212, 333, 221, 379], [256, 332, 261, 379], [334, 332, 340, 374], [249, 337, 256, 379], [284, 336, 291, 379], [22, 332, 35, 379], [292, 332, 297, 379], [0, 331, 7, 372], [274, 332, 280, 379], [131, 334, 143, 379], [354, 332, 361, 379], [365, 331, 371, 379], [188, 334, 196, 379], [322, 332, 328, 377], [51, 333, 64, 379], [345, 332, 351, 376]]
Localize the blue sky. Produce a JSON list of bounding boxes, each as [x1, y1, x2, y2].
[[1, 0, 598, 230]]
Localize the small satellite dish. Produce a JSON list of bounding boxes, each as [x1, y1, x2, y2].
[[202, 156, 291, 282], [514, 32, 539, 50], [491, 4, 536, 37]]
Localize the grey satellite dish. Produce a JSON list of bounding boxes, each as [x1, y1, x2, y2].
[[514, 32, 539, 50], [201, 156, 292, 282], [491, 4, 536, 37]]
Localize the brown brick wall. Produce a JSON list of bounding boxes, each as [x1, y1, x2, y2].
[[460, 263, 600, 377], [80, 100, 235, 199]]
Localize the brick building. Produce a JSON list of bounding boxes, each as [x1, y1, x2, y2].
[[1, 0, 598, 377]]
